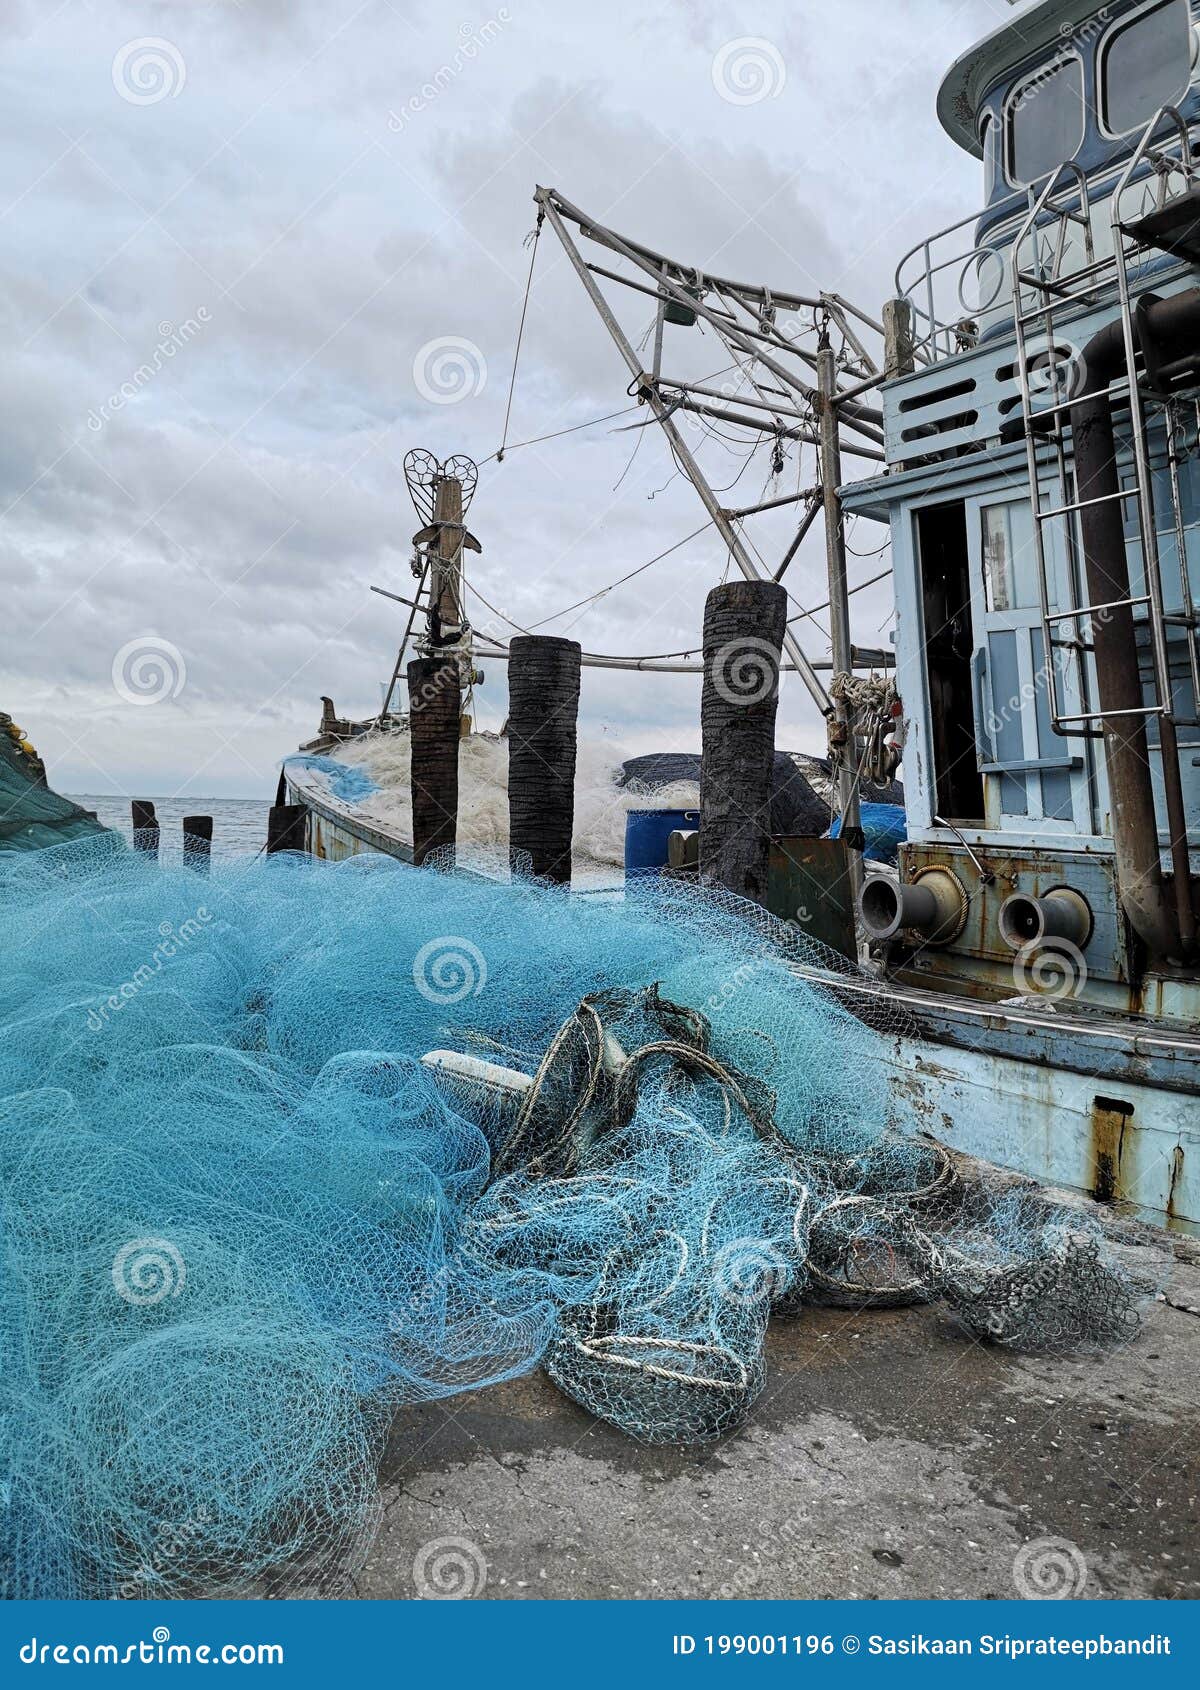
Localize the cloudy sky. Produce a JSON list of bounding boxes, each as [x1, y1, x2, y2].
[[2, 0, 1008, 800]]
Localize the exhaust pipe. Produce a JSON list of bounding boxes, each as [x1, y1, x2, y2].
[[1070, 292, 1200, 963], [860, 867, 966, 946], [999, 888, 1092, 954]]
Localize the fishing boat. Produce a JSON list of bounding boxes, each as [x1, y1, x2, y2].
[[839, 0, 1200, 1229], [284, 0, 1200, 1233]]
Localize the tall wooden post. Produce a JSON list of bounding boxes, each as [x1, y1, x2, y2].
[[408, 656, 461, 867], [131, 800, 159, 859], [430, 474, 465, 647], [507, 635, 581, 884], [819, 344, 864, 909], [699, 581, 786, 904]]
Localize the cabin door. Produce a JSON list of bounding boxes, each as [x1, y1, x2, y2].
[[964, 490, 1094, 837]]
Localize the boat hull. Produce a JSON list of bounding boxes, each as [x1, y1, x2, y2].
[[284, 771, 413, 864]]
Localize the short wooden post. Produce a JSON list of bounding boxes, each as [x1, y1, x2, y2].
[[266, 804, 306, 854], [182, 815, 213, 873], [408, 655, 461, 867], [131, 800, 159, 859], [507, 635, 581, 884], [699, 580, 787, 904]]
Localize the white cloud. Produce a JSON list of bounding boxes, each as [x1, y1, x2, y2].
[[1, 0, 993, 797]]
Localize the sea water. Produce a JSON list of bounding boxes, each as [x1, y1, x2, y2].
[[68, 795, 272, 861]]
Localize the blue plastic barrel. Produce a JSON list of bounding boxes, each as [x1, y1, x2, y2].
[[624, 809, 700, 877]]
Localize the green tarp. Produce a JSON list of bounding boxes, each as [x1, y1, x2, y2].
[[0, 715, 109, 852]]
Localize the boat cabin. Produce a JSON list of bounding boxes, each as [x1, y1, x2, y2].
[[843, 0, 1200, 1018]]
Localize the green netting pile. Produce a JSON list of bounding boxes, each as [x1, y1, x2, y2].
[[0, 838, 1144, 1598], [0, 719, 107, 852]]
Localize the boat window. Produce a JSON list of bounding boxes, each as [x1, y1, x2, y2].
[[1100, 0, 1191, 135], [982, 502, 1041, 611], [1006, 56, 1085, 185], [983, 505, 1012, 612], [981, 113, 999, 199]]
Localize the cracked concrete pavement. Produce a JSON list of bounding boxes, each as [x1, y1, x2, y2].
[[354, 1221, 1200, 1602]]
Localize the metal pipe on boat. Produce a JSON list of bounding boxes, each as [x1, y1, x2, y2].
[[1069, 290, 1200, 963], [407, 655, 462, 869], [182, 815, 213, 874], [699, 579, 787, 905], [131, 800, 158, 859], [860, 867, 966, 946], [998, 888, 1092, 954], [506, 634, 581, 885]]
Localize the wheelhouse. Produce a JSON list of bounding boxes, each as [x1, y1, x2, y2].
[[845, 0, 1200, 1017]]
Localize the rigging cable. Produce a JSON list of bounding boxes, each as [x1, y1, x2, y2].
[[466, 521, 715, 638], [496, 214, 543, 463], [475, 563, 892, 668], [478, 404, 642, 467]]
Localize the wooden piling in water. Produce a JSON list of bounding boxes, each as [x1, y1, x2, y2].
[[182, 815, 213, 873], [131, 800, 159, 859], [507, 635, 581, 884], [699, 580, 787, 905], [266, 804, 306, 854], [408, 656, 462, 868]]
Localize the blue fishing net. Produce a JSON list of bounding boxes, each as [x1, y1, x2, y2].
[[283, 755, 380, 805], [0, 838, 1144, 1599]]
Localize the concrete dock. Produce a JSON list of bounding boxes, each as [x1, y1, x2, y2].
[[357, 1215, 1200, 1603]]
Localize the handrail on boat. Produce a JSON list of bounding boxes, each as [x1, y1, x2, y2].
[[895, 117, 1200, 368]]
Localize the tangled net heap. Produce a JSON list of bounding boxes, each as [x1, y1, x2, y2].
[[0, 839, 1143, 1598]]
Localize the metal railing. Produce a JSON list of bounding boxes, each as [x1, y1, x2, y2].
[[894, 188, 1030, 365], [896, 124, 1200, 368], [1009, 105, 1200, 740]]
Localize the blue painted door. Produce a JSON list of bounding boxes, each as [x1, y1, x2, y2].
[[966, 491, 1099, 838]]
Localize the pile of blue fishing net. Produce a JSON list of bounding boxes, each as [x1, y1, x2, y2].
[[0, 837, 1143, 1598]]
